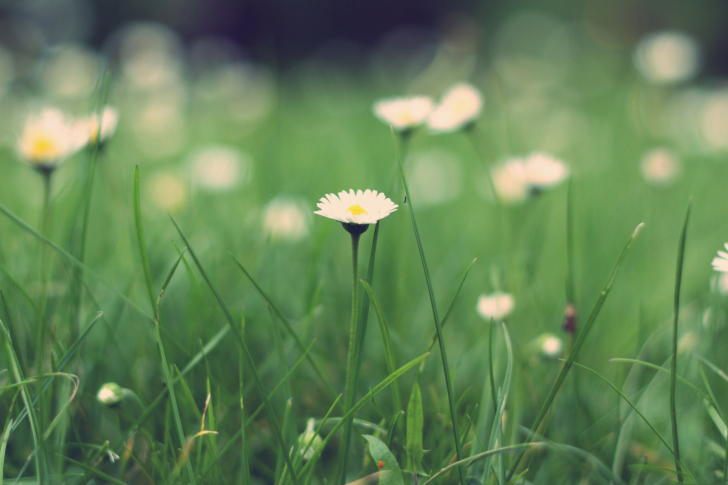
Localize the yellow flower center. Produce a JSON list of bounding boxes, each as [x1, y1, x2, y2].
[[30, 135, 62, 161], [346, 204, 368, 216]]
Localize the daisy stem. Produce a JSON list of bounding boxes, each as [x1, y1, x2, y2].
[[338, 231, 361, 485]]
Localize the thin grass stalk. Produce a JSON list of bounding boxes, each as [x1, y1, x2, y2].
[[1, 318, 45, 484], [671, 201, 691, 483], [338, 231, 361, 485], [70, 70, 111, 340], [36, 171, 52, 382], [390, 127, 465, 485]]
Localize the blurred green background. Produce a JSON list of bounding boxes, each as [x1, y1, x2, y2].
[[2, 0, 728, 483]]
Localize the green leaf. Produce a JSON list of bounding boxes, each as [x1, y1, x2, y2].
[[363, 435, 405, 485], [405, 381, 424, 475]]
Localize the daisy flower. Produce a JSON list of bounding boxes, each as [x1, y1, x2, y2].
[[476, 292, 515, 321], [524, 152, 569, 190], [372, 96, 433, 131], [490, 158, 529, 204], [712, 243, 728, 272], [315, 189, 397, 234], [17, 108, 87, 173], [428, 83, 483, 133], [78, 106, 120, 145], [538, 333, 564, 359], [263, 197, 310, 242]]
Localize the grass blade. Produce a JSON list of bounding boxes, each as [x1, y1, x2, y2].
[[421, 443, 537, 485], [0, 318, 44, 484], [671, 201, 690, 483], [133, 166, 157, 314], [508, 222, 644, 480], [391, 125, 466, 485], [360, 278, 401, 411]]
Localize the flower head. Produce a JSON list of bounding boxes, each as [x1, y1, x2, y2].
[[18, 108, 87, 172], [537, 333, 564, 359], [79, 106, 120, 145], [315, 189, 397, 234], [189, 145, 250, 191], [640, 148, 680, 186], [712, 243, 728, 272], [297, 418, 323, 461], [373, 96, 433, 131], [97, 382, 125, 407], [263, 197, 310, 242], [428, 83, 483, 133], [525, 152, 569, 190], [476, 292, 515, 321]]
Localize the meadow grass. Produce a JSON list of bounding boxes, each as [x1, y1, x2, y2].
[[0, 52, 728, 485]]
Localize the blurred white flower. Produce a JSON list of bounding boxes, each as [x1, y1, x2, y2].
[[149, 172, 187, 212], [640, 148, 680, 185], [634, 32, 700, 85], [97, 382, 124, 407], [489, 153, 569, 204], [118, 23, 185, 90], [428, 83, 483, 133], [538, 333, 563, 359], [490, 158, 529, 204], [17, 108, 87, 172], [700, 90, 728, 151], [476, 292, 515, 321], [78, 106, 120, 145], [263, 197, 310, 242], [373, 96, 433, 131], [406, 149, 463, 206], [712, 243, 728, 272], [189, 145, 251, 191], [315, 189, 398, 225], [525, 152, 569, 190], [297, 419, 323, 461]]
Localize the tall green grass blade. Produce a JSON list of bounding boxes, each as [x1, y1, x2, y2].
[[670, 201, 690, 483], [0, 318, 44, 484], [360, 278, 401, 411], [482, 322, 513, 483], [570, 361, 695, 483], [231, 254, 338, 401], [391, 124, 465, 485], [133, 166, 157, 313], [353, 221, 381, 389], [298, 353, 428, 476], [169, 215, 299, 485], [565, 178, 576, 304], [385, 410, 404, 449], [71, 70, 112, 338], [508, 222, 643, 480], [421, 258, 478, 362], [405, 381, 424, 474], [240, 310, 251, 485], [0, 389, 20, 482]]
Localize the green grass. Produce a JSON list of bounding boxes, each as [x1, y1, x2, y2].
[[1, 29, 728, 485]]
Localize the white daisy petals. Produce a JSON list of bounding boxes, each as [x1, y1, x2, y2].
[[712, 243, 728, 272], [314, 189, 398, 225], [373, 96, 433, 131], [428, 83, 483, 133]]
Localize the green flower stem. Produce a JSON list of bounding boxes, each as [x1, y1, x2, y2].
[[338, 230, 361, 485]]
